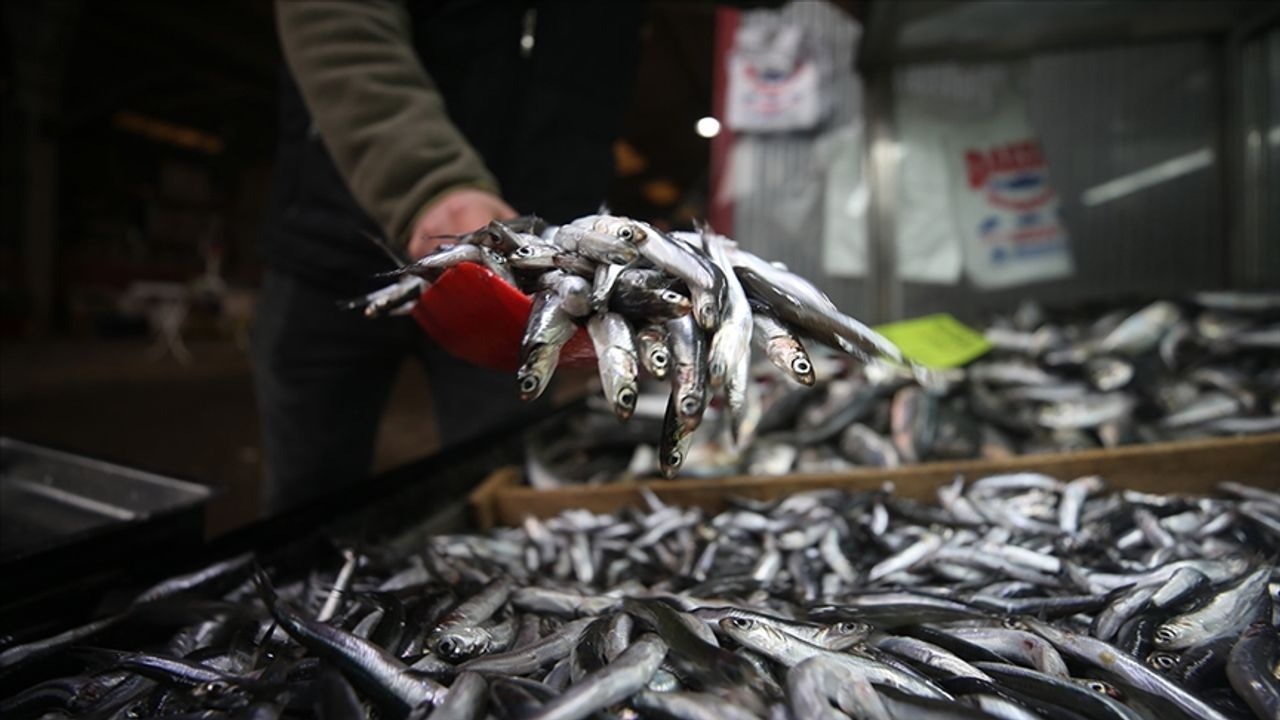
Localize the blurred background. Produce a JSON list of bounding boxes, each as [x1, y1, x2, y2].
[[1, 0, 1276, 536]]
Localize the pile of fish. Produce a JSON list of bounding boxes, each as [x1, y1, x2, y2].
[[346, 213, 913, 477], [524, 293, 1280, 484], [3, 475, 1277, 719]]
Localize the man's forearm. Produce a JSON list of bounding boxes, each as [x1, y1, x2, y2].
[[275, 0, 499, 249]]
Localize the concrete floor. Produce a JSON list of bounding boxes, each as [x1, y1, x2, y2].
[[1, 338, 443, 536]]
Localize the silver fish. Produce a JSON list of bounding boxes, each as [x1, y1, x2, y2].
[[586, 313, 639, 422], [517, 289, 577, 402], [665, 315, 709, 429]]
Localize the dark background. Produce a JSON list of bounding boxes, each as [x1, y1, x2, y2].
[[0, 1, 721, 533]]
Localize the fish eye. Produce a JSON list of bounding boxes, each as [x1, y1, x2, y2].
[[201, 680, 229, 695], [516, 246, 535, 257], [1149, 653, 1177, 670], [520, 376, 539, 394], [711, 361, 726, 377], [792, 358, 811, 375], [438, 639, 455, 655], [618, 388, 636, 409], [838, 622, 862, 633], [729, 617, 754, 629], [680, 397, 699, 416], [1154, 627, 1177, 643], [668, 450, 682, 466], [652, 352, 669, 368], [661, 291, 683, 304], [617, 226, 634, 241]]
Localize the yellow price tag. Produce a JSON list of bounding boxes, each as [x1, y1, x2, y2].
[[875, 313, 991, 369]]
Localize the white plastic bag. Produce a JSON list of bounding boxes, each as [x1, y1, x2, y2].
[[945, 98, 1074, 289]]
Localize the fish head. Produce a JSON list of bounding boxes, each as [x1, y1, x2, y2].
[[659, 400, 692, 477], [516, 357, 550, 402], [677, 388, 705, 419], [509, 244, 557, 268], [1072, 678, 1126, 701], [574, 227, 638, 264], [612, 384, 638, 421], [1152, 621, 1188, 648], [431, 627, 492, 662], [694, 299, 720, 330], [717, 616, 784, 653], [1145, 651, 1180, 673], [191, 679, 236, 700], [660, 290, 692, 314], [647, 347, 670, 378], [789, 354, 815, 385], [818, 620, 873, 649], [613, 221, 647, 245]]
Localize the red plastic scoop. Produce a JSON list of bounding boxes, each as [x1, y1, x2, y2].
[[411, 262, 596, 372]]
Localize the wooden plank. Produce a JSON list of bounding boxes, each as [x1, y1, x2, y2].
[[470, 434, 1280, 529]]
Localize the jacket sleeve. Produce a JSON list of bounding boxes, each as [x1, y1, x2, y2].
[[275, 0, 499, 249]]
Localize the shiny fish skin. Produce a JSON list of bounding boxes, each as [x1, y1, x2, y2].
[[527, 634, 666, 720], [750, 302, 815, 386], [586, 313, 639, 422], [1152, 566, 1271, 651], [599, 219, 722, 331], [9, 474, 1278, 720], [635, 324, 671, 380], [665, 314, 709, 429], [1022, 618, 1231, 720], [517, 289, 577, 402], [1226, 622, 1280, 720], [703, 232, 753, 439], [731, 247, 903, 364]]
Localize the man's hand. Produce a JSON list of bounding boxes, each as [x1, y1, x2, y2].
[[407, 188, 517, 260]]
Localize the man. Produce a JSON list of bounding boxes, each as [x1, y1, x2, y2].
[[256, 0, 643, 512]]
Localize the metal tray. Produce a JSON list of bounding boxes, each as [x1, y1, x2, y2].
[[0, 438, 213, 630], [1, 438, 212, 561]]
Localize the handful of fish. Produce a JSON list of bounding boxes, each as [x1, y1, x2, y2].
[[4, 476, 1277, 719], [344, 213, 912, 477], [524, 294, 1280, 483]]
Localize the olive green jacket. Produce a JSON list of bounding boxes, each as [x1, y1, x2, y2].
[[275, 0, 500, 250]]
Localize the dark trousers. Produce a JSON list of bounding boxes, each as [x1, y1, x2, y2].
[[251, 271, 532, 514]]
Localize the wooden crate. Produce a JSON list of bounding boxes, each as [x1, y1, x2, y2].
[[468, 434, 1280, 530]]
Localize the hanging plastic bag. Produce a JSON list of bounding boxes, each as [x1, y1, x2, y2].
[[726, 16, 829, 133], [946, 97, 1074, 289]]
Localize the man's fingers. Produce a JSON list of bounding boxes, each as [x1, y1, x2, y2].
[[408, 189, 518, 259]]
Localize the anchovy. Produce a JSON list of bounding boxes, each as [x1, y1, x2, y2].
[[586, 313, 639, 422], [587, 261, 626, 314], [528, 634, 666, 720], [256, 570, 445, 714], [343, 275, 427, 318], [430, 576, 514, 662], [635, 324, 671, 380], [458, 617, 595, 676], [1226, 621, 1280, 720], [543, 271, 593, 318], [1022, 618, 1231, 720], [595, 219, 723, 330], [551, 224, 639, 266], [750, 301, 815, 386], [717, 616, 950, 699], [1153, 565, 1270, 650], [665, 314, 709, 430], [1098, 300, 1181, 355], [731, 247, 903, 364], [517, 289, 577, 402], [703, 232, 753, 438], [973, 662, 1144, 720]]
